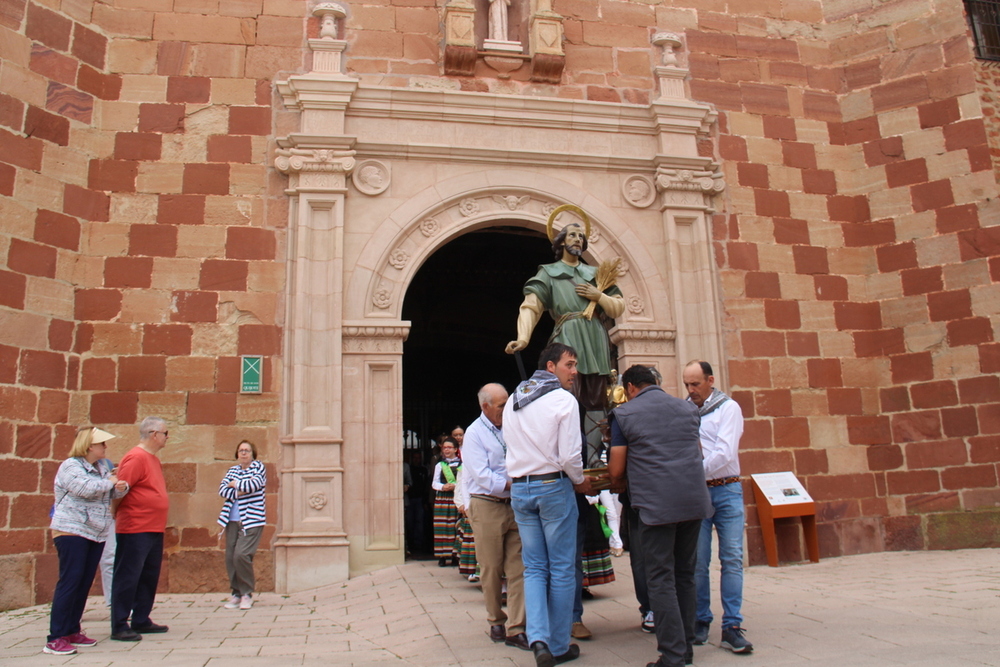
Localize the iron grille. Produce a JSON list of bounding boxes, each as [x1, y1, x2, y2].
[[967, 0, 1000, 61]]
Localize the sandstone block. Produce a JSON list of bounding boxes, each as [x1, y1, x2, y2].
[[153, 14, 255, 45], [90, 391, 138, 424], [34, 209, 80, 251]]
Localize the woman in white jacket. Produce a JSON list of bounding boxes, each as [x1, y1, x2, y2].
[[44, 427, 127, 655]]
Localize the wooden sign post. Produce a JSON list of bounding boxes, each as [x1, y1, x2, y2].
[[750, 472, 819, 567]]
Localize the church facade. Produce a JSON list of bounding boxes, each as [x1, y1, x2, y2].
[[1, 0, 998, 608]]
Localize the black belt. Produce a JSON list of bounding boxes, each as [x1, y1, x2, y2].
[[512, 471, 567, 484], [707, 476, 740, 488], [471, 494, 511, 504]]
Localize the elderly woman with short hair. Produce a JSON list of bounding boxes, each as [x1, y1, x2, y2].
[[44, 427, 128, 655], [218, 439, 267, 610]]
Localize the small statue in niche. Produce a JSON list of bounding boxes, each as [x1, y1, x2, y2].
[[489, 0, 511, 41]]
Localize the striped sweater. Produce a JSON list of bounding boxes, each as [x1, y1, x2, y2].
[[217, 460, 267, 530]]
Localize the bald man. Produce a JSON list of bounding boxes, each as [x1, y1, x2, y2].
[[462, 383, 528, 651]]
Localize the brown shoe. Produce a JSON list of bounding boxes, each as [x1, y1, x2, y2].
[[505, 633, 530, 650], [489, 624, 505, 642], [571, 622, 591, 639]]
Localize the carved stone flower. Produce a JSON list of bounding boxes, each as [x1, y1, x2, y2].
[[627, 294, 644, 314], [419, 217, 439, 237], [389, 248, 408, 269], [308, 492, 327, 510], [373, 287, 392, 309], [459, 197, 480, 217]]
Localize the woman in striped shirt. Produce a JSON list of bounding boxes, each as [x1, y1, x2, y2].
[[218, 440, 267, 610]]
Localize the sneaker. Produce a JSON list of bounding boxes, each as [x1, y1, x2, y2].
[[224, 594, 240, 609], [43, 637, 77, 655], [640, 611, 654, 633], [239, 594, 253, 610], [64, 632, 97, 647], [721, 625, 753, 653], [468, 573, 480, 583], [694, 620, 710, 645]]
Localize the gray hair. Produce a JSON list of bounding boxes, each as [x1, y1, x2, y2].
[[139, 416, 166, 439], [477, 383, 507, 408]]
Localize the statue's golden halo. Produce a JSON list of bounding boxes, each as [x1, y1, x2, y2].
[[546, 204, 591, 243]]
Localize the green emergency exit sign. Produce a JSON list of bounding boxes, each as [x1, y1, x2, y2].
[[241, 355, 263, 394]]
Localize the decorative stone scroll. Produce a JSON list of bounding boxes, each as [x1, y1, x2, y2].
[[656, 167, 726, 213]]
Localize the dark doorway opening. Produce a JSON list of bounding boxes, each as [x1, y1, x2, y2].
[[400, 225, 555, 556]]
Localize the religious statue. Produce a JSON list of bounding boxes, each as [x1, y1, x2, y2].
[[489, 0, 511, 42], [505, 206, 625, 463]]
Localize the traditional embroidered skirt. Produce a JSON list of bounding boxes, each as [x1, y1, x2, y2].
[[433, 491, 459, 558], [581, 502, 615, 586], [456, 515, 478, 576]]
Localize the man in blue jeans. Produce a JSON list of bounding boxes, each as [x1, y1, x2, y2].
[[683, 361, 753, 654], [503, 343, 593, 667]]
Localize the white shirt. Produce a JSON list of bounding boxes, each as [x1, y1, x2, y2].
[[462, 413, 510, 498], [503, 389, 584, 485], [699, 398, 744, 480]]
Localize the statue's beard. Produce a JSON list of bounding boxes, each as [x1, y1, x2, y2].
[[566, 245, 583, 257]]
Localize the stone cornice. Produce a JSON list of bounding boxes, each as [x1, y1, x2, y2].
[[609, 327, 676, 343], [342, 322, 412, 339], [345, 85, 714, 137]]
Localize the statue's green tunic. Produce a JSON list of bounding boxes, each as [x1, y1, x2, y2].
[[523, 261, 623, 377]]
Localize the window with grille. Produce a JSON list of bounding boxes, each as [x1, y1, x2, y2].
[[966, 0, 1000, 61]]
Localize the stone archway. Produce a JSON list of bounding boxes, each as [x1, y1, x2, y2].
[[273, 29, 724, 592]]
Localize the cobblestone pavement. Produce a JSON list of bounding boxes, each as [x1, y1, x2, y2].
[[2, 548, 998, 666]]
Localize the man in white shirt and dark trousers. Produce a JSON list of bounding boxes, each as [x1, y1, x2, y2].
[[504, 343, 593, 667], [683, 360, 753, 654], [463, 382, 529, 651]]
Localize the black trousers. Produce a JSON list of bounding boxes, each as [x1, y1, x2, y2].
[[49, 535, 105, 642], [111, 532, 164, 633], [639, 518, 701, 667]]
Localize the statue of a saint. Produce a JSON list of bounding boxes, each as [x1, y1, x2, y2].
[[489, 0, 511, 42], [505, 211, 625, 416]]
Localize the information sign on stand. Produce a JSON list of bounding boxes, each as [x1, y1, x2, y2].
[[240, 355, 263, 394], [750, 472, 819, 567]]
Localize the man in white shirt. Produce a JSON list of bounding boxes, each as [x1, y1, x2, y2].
[[463, 382, 529, 651], [682, 361, 753, 654], [504, 343, 593, 667]]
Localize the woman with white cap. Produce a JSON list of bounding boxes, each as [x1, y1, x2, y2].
[[44, 426, 128, 655]]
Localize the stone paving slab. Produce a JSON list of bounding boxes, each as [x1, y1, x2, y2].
[[1, 548, 998, 666]]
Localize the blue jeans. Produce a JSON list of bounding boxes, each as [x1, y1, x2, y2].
[[49, 535, 105, 642], [511, 477, 578, 656], [695, 482, 744, 629]]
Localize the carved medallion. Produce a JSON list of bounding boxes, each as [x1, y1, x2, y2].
[[623, 175, 656, 208], [541, 201, 558, 218], [352, 159, 390, 195]]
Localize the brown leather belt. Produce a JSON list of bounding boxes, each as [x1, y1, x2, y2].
[[471, 494, 511, 504], [707, 476, 740, 488]]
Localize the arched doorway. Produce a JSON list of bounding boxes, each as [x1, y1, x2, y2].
[[400, 225, 560, 557]]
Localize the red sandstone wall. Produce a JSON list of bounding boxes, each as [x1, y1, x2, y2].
[[974, 59, 1000, 181], [685, 0, 1000, 561], [0, 0, 293, 609]]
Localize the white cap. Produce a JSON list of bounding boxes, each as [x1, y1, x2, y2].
[[91, 427, 116, 444]]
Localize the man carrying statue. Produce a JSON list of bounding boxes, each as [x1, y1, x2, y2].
[[505, 206, 626, 649]]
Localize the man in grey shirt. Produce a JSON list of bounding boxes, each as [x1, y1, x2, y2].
[[609, 365, 713, 667]]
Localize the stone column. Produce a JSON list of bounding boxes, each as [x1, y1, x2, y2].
[[272, 2, 361, 593], [610, 327, 679, 393]]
